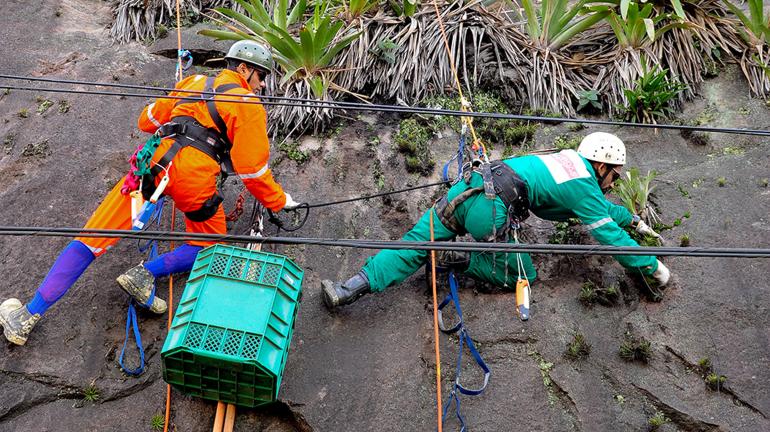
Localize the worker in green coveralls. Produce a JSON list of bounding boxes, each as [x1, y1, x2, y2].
[[321, 132, 671, 310]]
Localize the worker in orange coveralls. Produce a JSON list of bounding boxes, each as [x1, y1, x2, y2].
[[0, 40, 300, 345]]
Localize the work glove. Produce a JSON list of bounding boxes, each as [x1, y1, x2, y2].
[[652, 260, 671, 287], [283, 193, 301, 211], [634, 217, 661, 239]]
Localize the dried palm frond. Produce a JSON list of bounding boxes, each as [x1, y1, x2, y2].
[[651, 0, 744, 102], [723, 0, 770, 98], [109, 0, 234, 43]]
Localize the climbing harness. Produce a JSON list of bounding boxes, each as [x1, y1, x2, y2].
[[137, 76, 242, 224], [435, 161, 530, 237], [436, 272, 491, 432], [119, 197, 165, 376]]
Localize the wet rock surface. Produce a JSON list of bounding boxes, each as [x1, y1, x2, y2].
[[1, 1, 770, 431]]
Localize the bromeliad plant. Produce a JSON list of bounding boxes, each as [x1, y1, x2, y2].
[[517, 0, 611, 115], [389, 0, 418, 17], [200, 0, 308, 41], [262, 5, 362, 98], [723, 0, 770, 98], [520, 0, 610, 50], [613, 167, 661, 227], [620, 62, 687, 123]]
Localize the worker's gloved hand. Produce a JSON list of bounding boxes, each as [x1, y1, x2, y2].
[[635, 219, 661, 239], [652, 260, 671, 287], [283, 193, 301, 211]]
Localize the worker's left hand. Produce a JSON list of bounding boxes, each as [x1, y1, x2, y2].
[[283, 193, 302, 211], [635, 219, 661, 239]]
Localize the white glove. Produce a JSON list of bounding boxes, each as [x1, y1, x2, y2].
[[283, 193, 301, 210], [652, 260, 670, 287], [635, 219, 661, 239]]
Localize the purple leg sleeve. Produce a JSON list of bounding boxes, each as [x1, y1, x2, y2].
[[26, 240, 95, 316], [143, 244, 202, 278]]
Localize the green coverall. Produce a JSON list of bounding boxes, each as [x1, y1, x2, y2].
[[362, 150, 659, 292]]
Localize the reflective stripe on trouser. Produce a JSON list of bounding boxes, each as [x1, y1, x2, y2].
[[362, 207, 538, 293], [76, 176, 226, 256]]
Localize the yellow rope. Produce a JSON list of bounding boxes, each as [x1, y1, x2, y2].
[[430, 0, 488, 161]]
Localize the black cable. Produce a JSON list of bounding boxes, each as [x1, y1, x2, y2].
[[306, 181, 450, 208], [1, 226, 769, 257], [3, 75, 770, 136]]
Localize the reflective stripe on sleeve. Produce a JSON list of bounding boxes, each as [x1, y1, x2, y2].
[[238, 164, 269, 180], [585, 217, 612, 231], [146, 103, 162, 128]]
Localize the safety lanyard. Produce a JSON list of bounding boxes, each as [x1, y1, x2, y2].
[[119, 197, 165, 376], [436, 272, 491, 431]]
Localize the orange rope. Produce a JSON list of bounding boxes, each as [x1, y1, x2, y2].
[[430, 0, 487, 159], [164, 1, 184, 431], [429, 211, 443, 432], [174, 0, 184, 82]]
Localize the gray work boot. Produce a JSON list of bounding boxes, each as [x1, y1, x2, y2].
[[0, 298, 41, 346], [321, 271, 371, 310], [116, 265, 167, 314]]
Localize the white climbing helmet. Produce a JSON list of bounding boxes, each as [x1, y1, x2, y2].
[[577, 132, 626, 165]]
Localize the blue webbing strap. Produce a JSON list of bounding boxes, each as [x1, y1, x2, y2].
[[119, 197, 164, 376], [442, 131, 466, 184], [437, 272, 491, 431]]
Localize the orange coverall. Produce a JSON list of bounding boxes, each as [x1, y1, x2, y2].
[[76, 69, 287, 255]]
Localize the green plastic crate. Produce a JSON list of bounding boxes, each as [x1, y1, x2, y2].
[[161, 244, 303, 408]]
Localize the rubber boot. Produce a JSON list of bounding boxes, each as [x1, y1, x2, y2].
[[116, 265, 167, 314], [0, 298, 41, 346], [321, 271, 371, 310]]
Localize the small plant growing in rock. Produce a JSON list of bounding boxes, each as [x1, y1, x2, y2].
[[705, 372, 727, 391], [394, 118, 434, 175], [37, 99, 54, 115], [619, 333, 651, 363], [648, 411, 670, 429], [278, 140, 309, 164], [150, 414, 165, 431], [568, 122, 586, 132], [58, 100, 70, 114], [553, 134, 580, 150], [697, 357, 712, 373], [549, 220, 582, 244], [698, 357, 727, 391], [82, 381, 100, 402], [760, 178, 769, 188], [579, 281, 619, 307], [18, 109, 29, 119], [565, 332, 591, 360], [579, 281, 598, 306], [717, 177, 726, 187], [679, 234, 691, 247], [683, 211, 691, 219]]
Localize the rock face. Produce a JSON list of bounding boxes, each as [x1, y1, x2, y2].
[[1, 1, 770, 431]]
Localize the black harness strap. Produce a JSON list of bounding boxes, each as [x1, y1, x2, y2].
[[434, 161, 530, 237], [141, 76, 242, 219]]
